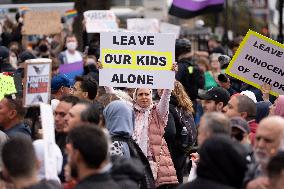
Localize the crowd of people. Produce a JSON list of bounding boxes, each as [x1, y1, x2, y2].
[[0, 10, 283, 189]]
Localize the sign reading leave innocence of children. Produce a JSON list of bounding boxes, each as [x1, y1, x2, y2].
[[99, 32, 175, 89], [226, 30, 284, 96], [22, 11, 61, 35], [23, 59, 51, 107], [84, 10, 118, 33], [127, 18, 160, 33], [40, 103, 58, 180]]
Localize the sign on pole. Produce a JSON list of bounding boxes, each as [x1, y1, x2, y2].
[[99, 32, 175, 89], [40, 103, 58, 181], [22, 11, 61, 35], [84, 10, 118, 33], [127, 18, 160, 33], [226, 30, 284, 96], [23, 59, 51, 107]]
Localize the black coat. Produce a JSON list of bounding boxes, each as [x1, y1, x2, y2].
[[178, 178, 237, 189], [75, 173, 121, 189], [165, 96, 195, 154], [175, 58, 204, 101], [24, 180, 62, 189]]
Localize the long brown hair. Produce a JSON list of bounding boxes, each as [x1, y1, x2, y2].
[[172, 81, 194, 113]]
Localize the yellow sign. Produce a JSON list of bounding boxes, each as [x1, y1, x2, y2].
[[0, 75, 17, 100], [101, 49, 172, 71], [226, 30, 284, 96]]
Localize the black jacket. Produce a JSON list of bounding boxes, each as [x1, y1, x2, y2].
[[24, 180, 61, 189], [175, 58, 204, 101], [110, 138, 155, 189], [111, 156, 144, 189], [166, 96, 195, 153], [75, 173, 121, 189], [178, 177, 237, 189], [4, 122, 31, 138]]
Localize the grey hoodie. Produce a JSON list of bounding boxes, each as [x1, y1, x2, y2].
[[103, 100, 135, 158]]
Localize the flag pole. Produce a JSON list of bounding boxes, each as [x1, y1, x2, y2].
[[278, 0, 283, 43], [222, 0, 229, 54]]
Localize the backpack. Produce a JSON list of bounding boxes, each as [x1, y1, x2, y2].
[[175, 107, 197, 152]]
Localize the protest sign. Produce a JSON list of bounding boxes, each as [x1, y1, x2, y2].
[[59, 62, 83, 84], [226, 30, 284, 96], [40, 103, 58, 180], [23, 59, 51, 107], [160, 22, 181, 39], [22, 11, 61, 35], [0, 74, 17, 100], [84, 10, 118, 33], [99, 32, 175, 89], [127, 18, 160, 33]]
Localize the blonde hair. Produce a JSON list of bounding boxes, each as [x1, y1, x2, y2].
[[172, 81, 194, 113]]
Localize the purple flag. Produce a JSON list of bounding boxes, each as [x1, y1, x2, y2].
[[169, 0, 224, 19], [59, 61, 84, 84]]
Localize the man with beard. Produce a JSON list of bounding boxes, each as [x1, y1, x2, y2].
[[244, 116, 284, 189], [199, 87, 230, 113], [66, 125, 121, 189], [54, 95, 79, 152]]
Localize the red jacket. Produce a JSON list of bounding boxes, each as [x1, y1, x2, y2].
[[248, 119, 258, 145]]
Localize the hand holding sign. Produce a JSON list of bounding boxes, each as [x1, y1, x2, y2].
[[260, 83, 272, 101], [99, 32, 175, 89], [226, 30, 284, 96]]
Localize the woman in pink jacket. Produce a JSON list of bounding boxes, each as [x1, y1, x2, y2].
[[132, 88, 178, 188]]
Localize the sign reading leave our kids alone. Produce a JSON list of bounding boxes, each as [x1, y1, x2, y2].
[[226, 30, 284, 96], [99, 32, 176, 89]]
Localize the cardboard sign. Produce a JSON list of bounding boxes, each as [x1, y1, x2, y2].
[[99, 32, 175, 89], [23, 59, 51, 107], [84, 10, 118, 33], [226, 30, 284, 96], [22, 11, 61, 35], [0, 74, 17, 100], [160, 22, 181, 39], [40, 103, 58, 180], [127, 18, 160, 33]]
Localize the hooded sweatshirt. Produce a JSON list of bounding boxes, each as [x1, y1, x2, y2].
[[179, 135, 247, 189], [256, 101, 272, 123], [103, 100, 134, 158]]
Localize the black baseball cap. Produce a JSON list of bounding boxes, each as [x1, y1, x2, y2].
[[199, 87, 230, 106], [18, 51, 36, 64]]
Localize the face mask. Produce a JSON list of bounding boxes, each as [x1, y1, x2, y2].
[[39, 44, 48, 52], [66, 42, 77, 51], [9, 56, 18, 69]]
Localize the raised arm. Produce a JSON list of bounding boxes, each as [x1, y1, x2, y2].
[[156, 89, 171, 125]]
